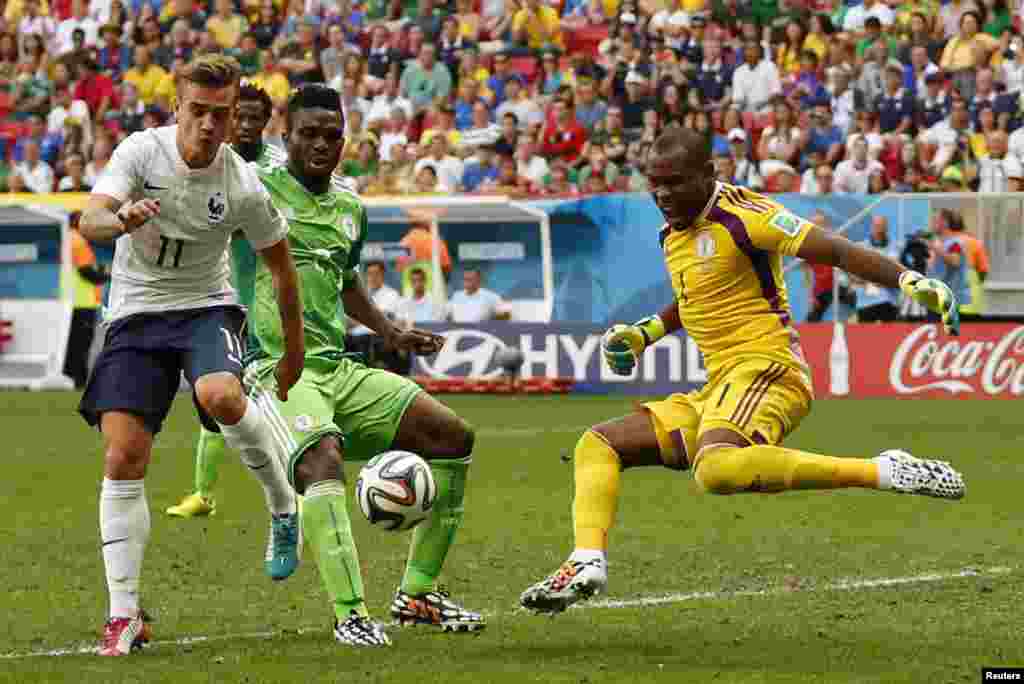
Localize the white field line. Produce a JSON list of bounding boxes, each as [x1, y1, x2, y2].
[[0, 565, 1012, 660]]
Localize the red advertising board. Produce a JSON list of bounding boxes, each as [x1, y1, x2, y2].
[[797, 323, 1024, 399]]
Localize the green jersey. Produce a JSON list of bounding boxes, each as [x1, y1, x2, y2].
[[249, 165, 366, 364], [231, 143, 287, 315]]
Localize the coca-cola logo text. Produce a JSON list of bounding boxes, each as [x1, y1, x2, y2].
[[888, 325, 1024, 396]]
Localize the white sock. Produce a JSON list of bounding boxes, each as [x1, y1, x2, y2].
[[873, 456, 893, 490], [218, 398, 296, 516], [100, 478, 150, 619], [569, 548, 607, 570]]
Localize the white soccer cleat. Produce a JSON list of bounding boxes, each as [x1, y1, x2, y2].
[[878, 449, 965, 500], [520, 557, 608, 614], [333, 612, 391, 647]]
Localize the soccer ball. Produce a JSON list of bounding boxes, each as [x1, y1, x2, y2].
[[356, 451, 436, 531]]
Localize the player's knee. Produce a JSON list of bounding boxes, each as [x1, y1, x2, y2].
[[693, 446, 745, 495], [194, 374, 245, 424], [103, 430, 151, 479], [294, 435, 344, 494]]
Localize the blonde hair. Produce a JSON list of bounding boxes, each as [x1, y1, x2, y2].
[[176, 53, 242, 92]]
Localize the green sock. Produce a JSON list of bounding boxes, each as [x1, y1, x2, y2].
[[302, 480, 368, 620], [195, 427, 226, 497], [401, 458, 469, 596]]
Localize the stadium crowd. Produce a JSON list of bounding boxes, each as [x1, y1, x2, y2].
[[0, 0, 1022, 197]]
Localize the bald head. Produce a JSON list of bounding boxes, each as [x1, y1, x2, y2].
[[647, 127, 716, 230]]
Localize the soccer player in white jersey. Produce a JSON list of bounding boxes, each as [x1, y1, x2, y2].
[[77, 55, 305, 657]]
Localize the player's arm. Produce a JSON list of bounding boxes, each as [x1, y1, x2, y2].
[[258, 238, 306, 398], [80, 195, 161, 243], [342, 273, 444, 356], [797, 224, 959, 335]]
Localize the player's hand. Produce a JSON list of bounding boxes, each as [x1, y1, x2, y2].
[[116, 199, 160, 233], [388, 328, 445, 355], [274, 351, 304, 401], [601, 315, 667, 376], [899, 270, 960, 336]]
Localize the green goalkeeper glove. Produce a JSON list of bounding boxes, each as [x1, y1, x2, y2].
[[601, 315, 668, 376], [899, 270, 960, 336]]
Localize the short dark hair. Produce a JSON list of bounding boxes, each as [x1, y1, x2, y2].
[[365, 260, 386, 272], [410, 267, 427, 279], [239, 82, 274, 119], [652, 126, 711, 168], [286, 83, 344, 127]]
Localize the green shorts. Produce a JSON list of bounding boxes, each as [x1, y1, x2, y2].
[[246, 356, 422, 485]]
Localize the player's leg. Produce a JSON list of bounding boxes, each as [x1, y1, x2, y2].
[[249, 376, 390, 647], [165, 426, 224, 518], [78, 325, 180, 656], [185, 307, 298, 579], [387, 391, 484, 631], [692, 361, 964, 498], [521, 398, 701, 614]]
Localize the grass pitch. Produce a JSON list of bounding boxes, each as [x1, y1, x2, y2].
[[0, 393, 1020, 683]]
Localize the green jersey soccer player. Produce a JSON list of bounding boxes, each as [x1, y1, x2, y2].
[[248, 84, 483, 645]]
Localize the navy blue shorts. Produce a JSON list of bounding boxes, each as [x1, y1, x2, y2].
[[79, 306, 246, 435]]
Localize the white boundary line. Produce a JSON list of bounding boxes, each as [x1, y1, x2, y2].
[[0, 565, 1012, 660]]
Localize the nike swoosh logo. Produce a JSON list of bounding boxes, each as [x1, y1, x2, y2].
[[144, 182, 168, 191], [102, 537, 129, 547]]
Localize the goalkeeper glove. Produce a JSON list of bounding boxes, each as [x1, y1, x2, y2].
[[899, 270, 960, 336], [601, 315, 667, 376]]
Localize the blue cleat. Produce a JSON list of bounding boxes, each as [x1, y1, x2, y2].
[[264, 512, 300, 581]]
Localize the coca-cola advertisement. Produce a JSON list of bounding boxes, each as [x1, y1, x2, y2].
[[804, 323, 1024, 399]]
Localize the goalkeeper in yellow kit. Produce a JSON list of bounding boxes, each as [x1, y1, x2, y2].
[[520, 127, 965, 614]]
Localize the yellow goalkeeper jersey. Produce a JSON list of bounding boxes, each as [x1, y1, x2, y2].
[[661, 182, 813, 383]]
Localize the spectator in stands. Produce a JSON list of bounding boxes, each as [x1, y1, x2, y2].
[[421, 104, 462, 148], [12, 56, 52, 119], [460, 143, 500, 192], [976, 130, 1023, 191], [919, 97, 973, 175], [541, 99, 586, 164], [513, 0, 565, 52], [969, 68, 1013, 128], [800, 162, 836, 195], [123, 45, 167, 106], [97, 23, 131, 80], [279, 19, 324, 86], [57, 152, 90, 191], [319, 25, 347, 85], [84, 134, 111, 186], [696, 36, 732, 110], [399, 43, 452, 114], [941, 11, 997, 99], [207, 0, 246, 50], [493, 111, 519, 157], [515, 138, 549, 187], [12, 114, 48, 162], [449, 267, 509, 322], [803, 100, 844, 169], [167, 20, 194, 66], [439, 16, 472, 76], [13, 139, 54, 193], [415, 135, 464, 192], [366, 73, 413, 126], [18, 0, 57, 51], [1000, 35, 1024, 95], [74, 57, 116, 121], [829, 67, 857, 135], [398, 267, 448, 323], [453, 78, 481, 131], [496, 75, 544, 130], [413, 163, 441, 192], [758, 99, 803, 177], [342, 135, 380, 189], [929, 208, 972, 312], [939, 0, 979, 40], [573, 78, 607, 134], [905, 44, 939, 95], [857, 42, 887, 109], [48, 85, 92, 144], [917, 71, 952, 130], [578, 142, 619, 188], [877, 60, 916, 139], [457, 100, 500, 152], [250, 2, 280, 50], [727, 128, 763, 190], [480, 154, 528, 195], [7, 173, 28, 192], [619, 70, 655, 130], [481, 0, 512, 42], [970, 103, 999, 157], [378, 105, 409, 160], [843, 0, 895, 33], [900, 12, 943, 64], [731, 39, 781, 113], [714, 153, 739, 184], [55, 0, 97, 55], [541, 161, 578, 195], [834, 135, 885, 193]]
